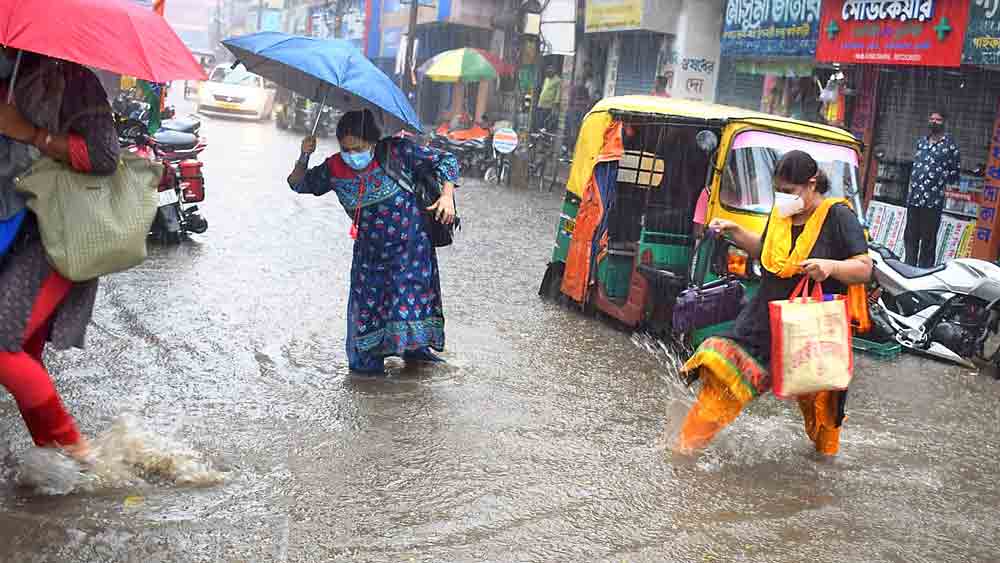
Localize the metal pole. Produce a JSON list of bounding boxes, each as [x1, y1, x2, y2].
[[6, 50, 23, 105], [257, 0, 264, 31], [402, 0, 419, 94], [311, 90, 329, 136]]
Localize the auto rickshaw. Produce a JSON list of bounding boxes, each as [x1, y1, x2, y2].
[[538, 96, 865, 345]]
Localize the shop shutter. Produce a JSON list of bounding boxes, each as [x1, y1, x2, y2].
[[715, 58, 764, 111], [874, 67, 1000, 171], [613, 31, 663, 96]]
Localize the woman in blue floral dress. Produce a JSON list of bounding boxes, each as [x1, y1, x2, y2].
[[288, 110, 459, 374]]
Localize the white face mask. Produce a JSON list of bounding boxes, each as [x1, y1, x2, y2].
[[774, 192, 805, 218]]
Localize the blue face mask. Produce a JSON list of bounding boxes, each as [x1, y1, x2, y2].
[[342, 148, 374, 171]]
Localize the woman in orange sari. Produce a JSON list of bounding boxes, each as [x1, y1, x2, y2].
[[675, 150, 872, 456]]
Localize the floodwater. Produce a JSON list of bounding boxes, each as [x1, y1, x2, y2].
[[0, 93, 998, 562]]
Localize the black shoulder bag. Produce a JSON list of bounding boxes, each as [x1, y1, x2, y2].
[[375, 138, 460, 248]]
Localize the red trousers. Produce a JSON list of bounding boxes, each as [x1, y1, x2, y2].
[[0, 271, 81, 447]]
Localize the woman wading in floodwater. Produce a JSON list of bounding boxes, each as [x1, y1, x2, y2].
[[288, 110, 459, 375], [0, 52, 120, 461], [675, 150, 872, 456]]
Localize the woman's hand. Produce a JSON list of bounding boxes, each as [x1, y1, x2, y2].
[[0, 102, 36, 144], [427, 194, 456, 225], [301, 136, 317, 155], [708, 218, 738, 238], [801, 258, 837, 282]]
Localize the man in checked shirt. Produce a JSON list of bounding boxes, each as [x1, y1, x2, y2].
[[904, 110, 961, 268]]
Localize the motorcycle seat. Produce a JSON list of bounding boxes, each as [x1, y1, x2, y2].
[[884, 257, 946, 279], [160, 117, 200, 135], [153, 130, 198, 151]]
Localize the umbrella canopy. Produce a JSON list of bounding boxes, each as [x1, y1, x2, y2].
[[417, 48, 515, 83], [223, 32, 421, 134], [0, 0, 206, 81]]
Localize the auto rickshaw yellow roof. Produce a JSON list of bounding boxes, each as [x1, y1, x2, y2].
[[586, 95, 859, 146], [565, 96, 860, 198]]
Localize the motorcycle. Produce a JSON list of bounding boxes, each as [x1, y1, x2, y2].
[[123, 131, 209, 244], [867, 244, 1000, 375], [114, 89, 182, 141]]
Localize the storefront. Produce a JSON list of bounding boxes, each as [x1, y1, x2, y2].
[[717, 0, 825, 117], [818, 0, 1000, 264]]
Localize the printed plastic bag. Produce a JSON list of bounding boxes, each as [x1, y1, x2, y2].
[[769, 277, 853, 399]]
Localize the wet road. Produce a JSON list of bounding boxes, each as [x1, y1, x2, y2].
[[1, 95, 999, 563]]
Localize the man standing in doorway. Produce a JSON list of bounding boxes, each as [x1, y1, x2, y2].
[[536, 66, 562, 132], [905, 110, 961, 268]]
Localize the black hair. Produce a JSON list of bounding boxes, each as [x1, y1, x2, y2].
[[774, 150, 831, 194], [336, 109, 381, 144]]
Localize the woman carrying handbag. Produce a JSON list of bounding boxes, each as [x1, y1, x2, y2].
[[0, 50, 120, 463], [673, 150, 872, 457]]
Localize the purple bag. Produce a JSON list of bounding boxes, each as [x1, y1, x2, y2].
[[671, 230, 746, 334], [672, 278, 746, 334]]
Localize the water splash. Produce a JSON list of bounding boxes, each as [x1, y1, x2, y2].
[[15, 415, 226, 495]]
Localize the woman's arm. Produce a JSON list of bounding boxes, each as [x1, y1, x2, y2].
[[801, 204, 873, 284], [398, 139, 461, 224], [288, 136, 316, 189], [801, 255, 873, 285], [57, 66, 121, 174], [708, 219, 764, 259]]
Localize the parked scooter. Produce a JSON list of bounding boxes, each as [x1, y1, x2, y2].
[[123, 131, 209, 244], [867, 244, 1000, 375]]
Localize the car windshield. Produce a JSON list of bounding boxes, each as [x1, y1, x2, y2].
[[211, 66, 261, 87], [720, 130, 863, 217]]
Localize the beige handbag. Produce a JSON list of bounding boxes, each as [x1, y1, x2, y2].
[[14, 153, 162, 282]]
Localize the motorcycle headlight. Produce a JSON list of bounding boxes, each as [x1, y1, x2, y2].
[[274, 103, 284, 114]]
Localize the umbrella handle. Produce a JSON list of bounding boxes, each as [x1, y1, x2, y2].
[[6, 50, 23, 105], [311, 90, 329, 137]]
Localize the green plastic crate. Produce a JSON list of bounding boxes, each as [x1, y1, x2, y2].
[[852, 336, 902, 359]]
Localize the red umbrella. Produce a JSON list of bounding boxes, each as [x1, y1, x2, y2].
[[0, 0, 207, 83]]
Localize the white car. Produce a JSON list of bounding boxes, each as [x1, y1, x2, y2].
[[197, 63, 276, 120]]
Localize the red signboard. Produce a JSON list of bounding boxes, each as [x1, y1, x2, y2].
[[817, 0, 970, 67], [972, 107, 1000, 261]]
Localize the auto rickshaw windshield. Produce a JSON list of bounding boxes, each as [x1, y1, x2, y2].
[[720, 130, 863, 216]]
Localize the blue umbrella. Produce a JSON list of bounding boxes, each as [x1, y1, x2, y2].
[[222, 32, 421, 134]]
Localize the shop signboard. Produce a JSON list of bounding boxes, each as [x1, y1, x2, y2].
[[972, 108, 1000, 260], [585, 0, 643, 32], [817, 0, 971, 67], [866, 200, 907, 258], [721, 0, 822, 57], [964, 0, 1000, 65], [937, 214, 976, 261]]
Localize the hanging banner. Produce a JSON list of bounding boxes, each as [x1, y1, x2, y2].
[[972, 106, 1000, 260], [721, 0, 822, 57], [816, 0, 971, 67], [964, 0, 1000, 65]]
